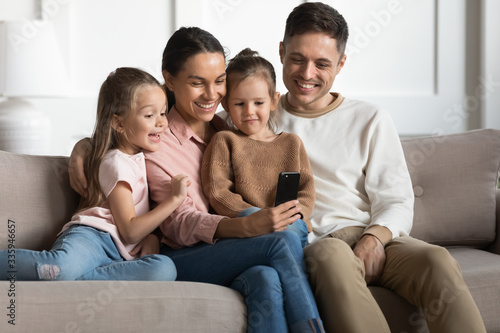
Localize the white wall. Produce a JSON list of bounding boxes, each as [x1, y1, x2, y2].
[[1, 0, 499, 156], [483, 0, 500, 129], [175, 0, 500, 137], [1, 0, 173, 156]]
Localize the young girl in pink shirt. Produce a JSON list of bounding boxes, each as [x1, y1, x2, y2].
[[0, 68, 186, 281]]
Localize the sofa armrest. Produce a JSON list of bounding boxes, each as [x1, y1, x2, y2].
[[487, 190, 500, 254], [0, 151, 79, 251]]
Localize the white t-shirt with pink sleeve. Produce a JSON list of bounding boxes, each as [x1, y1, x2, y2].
[[60, 149, 150, 260]]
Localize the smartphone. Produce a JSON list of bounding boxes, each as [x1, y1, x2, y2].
[[274, 172, 300, 206]]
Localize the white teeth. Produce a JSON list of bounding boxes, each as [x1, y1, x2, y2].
[[195, 102, 215, 109], [298, 82, 315, 89]]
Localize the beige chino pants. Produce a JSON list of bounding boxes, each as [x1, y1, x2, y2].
[[304, 227, 486, 333]]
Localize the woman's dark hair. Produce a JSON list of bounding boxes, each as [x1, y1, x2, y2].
[[225, 48, 278, 133], [161, 27, 225, 110], [283, 2, 349, 58]]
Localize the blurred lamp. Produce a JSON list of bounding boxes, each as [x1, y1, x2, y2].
[[0, 18, 69, 154]]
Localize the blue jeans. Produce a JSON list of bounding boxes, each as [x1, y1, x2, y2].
[[0, 225, 176, 281], [240, 207, 309, 248], [161, 227, 323, 333]]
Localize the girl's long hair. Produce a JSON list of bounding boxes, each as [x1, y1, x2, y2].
[[77, 67, 161, 211]]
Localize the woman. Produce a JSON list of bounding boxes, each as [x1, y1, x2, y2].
[[70, 27, 323, 333]]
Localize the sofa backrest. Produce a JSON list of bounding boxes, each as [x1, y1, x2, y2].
[[402, 129, 500, 247], [0, 151, 79, 251]]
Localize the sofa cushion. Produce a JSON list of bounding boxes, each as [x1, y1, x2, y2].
[[0, 151, 79, 251], [402, 129, 500, 247], [0, 281, 246, 333], [448, 247, 500, 332]]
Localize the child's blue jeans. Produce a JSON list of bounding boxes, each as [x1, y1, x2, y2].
[[0, 224, 176, 281]]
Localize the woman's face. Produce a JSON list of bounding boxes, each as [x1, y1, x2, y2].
[[164, 52, 226, 127]]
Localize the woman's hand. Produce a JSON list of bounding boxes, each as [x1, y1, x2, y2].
[[129, 233, 161, 257], [215, 200, 302, 239], [68, 138, 91, 196]]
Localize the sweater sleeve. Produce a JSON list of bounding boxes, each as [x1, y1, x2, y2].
[[363, 113, 414, 239], [296, 136, 315, 231], [201, 133, 253, 217]]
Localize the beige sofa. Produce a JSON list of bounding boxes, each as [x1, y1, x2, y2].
[[1, 128, 500, 333]]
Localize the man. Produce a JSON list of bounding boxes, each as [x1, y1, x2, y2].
[[276, 2, 486, 332]]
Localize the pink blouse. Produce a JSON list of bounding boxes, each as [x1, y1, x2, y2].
[[145, 107, 228, 248]]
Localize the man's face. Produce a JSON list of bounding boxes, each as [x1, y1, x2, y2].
[[280, 32, 346, 111]]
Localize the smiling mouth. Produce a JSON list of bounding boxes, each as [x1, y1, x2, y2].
[[148, 133, 161, 143], [297, 81, 316, 89], [195, 102, 216, 110]]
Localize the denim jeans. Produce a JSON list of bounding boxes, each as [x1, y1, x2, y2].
[[0, 225, 176, 281], [160, 226, 323, 333]]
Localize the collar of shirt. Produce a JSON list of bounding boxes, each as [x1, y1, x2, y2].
[[167, 106, 229, 146], [282, 92, 345, 119]]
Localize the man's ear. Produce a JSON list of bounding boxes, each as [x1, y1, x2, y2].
[[111, 115, 125, 134], [337, 54, 347, 75], [271, 92, 281, 111], [279, 42, 285, 63]]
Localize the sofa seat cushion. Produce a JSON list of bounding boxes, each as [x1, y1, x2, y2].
[[448, 247, 500, 332], [402, 129, 500, 247], [0, 281, 246, 333]]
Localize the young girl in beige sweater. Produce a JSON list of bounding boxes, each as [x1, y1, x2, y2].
[[201, 48, 315, 247]]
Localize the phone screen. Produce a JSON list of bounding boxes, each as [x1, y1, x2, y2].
[[274, 172, 300, 206]]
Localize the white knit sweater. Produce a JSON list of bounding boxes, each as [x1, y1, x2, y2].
[[276, 93, 414, 244]]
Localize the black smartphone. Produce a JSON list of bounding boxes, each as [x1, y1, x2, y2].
[[274, 172, 300, 206]]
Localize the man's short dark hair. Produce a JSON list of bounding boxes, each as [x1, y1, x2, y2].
[[283, 2, 349, 57]]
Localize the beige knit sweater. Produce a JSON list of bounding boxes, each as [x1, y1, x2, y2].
[[201, 130, 315, 231]]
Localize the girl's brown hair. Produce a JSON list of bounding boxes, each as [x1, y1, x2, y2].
[[225, 48, 278, 132], [78, 67, 162, 211]]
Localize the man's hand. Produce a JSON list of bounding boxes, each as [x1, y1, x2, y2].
[[68, 138, 91, 196], [129, 234, 161, 257], [353, 234, 386, 284]]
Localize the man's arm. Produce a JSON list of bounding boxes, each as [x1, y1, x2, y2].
[[355, 112, 414, 283]]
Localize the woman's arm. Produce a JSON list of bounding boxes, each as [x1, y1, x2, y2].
[[129, 233, 160, 257], [108, 175, 190, 244], [146, 127, 304, 247], [68, 137, 91, 196], [214, 201, 303, 238]]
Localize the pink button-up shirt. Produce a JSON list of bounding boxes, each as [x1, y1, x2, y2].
[[145, 107, 228, 248]]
